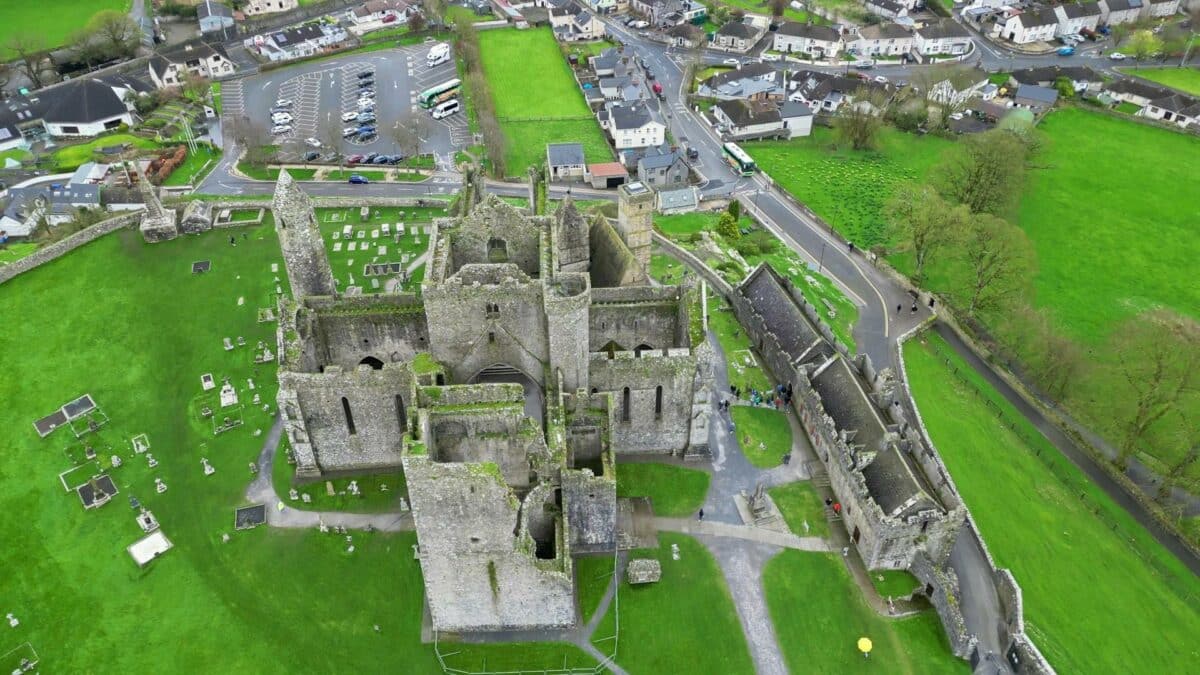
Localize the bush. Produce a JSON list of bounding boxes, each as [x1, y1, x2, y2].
[[716, 212, 740, 241], [736, 240, 761, 256], [727, 199, 741, 220], [745, 230, 779, 253]]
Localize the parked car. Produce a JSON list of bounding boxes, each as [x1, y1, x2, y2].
[[686, 146, 699, 161], [873, 75, 889, 84], [271, 114, 293, 125], [358, 114, 376, 124], [1109, 52, 1127, 60], [358, 79, 374, 88], [305, 137, 322, 148], [382, 13, 397, 23], [722, 58, 738, 66], [645, 69, 655, 80], [387, 155, 404, 164], [358, 102, 375, 112], [347, 154, 364, 163], [303, 150, 320, 161], [371, 155, 390, 164], [357, 70, 374, 79], [356, 133, 377, 143], [357, 126, 376, 136], [854, 60, 874, 69], [348, 174, 369, 184], [358, 99, 374, 108], [343, 127, 359, 138], [1057, 46, 1075, 57], [761, 53, 780, 62], [270, 106, 290, 114], [270, 124, 292, 135], [341, 111, 360, 122], [274, 99, 293, 108], [364, 153, 379, 162]]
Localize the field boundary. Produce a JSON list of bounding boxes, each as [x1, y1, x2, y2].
[[0, 213, 138, 286]]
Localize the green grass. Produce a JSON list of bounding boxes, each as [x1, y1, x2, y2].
[[478, 28, 611, 175], [238, 163, 317, 181], [271, 442, 406, 513], [314, 206, 445, 295], [869, 569, 921, 598], [709, 301, 774, 393], [0, 242, 40, 265], [765, 550, 963, 674], [210, 82, 222, 112], [0, 147, 33, 166], [445, 4, 494, 23], [1114, 101, 1142, 114], [748, 127, 954, 248], [729, 405, 791, 468], [575, 554, 615, 623], [563, 39, 618, 59], [768, 481, 830, 538], [618, 533, 755, 673], [0, 0, 128, 55], [615, 463, 710, 517], [1129, 67, 1200, 96], [650, 250, 686, 284], [162, 145, 221, 187], [904, 331, 1200, 673], [51, 134, 159, 171], [714, 0, 822, 23], [326, 169, 387, 181]]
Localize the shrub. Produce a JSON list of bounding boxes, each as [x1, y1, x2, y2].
[[727, 199, 741, 220], [736, 240, 761, 256], [746, 230, 779, 253], [716, 212, 740, 241]]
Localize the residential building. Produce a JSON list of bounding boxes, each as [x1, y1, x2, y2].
[[1099, 0, 1143, 25], [251, 23, 348, 62], [1142, 0, 1180, 18], [585, 161, 628, 188], [788, 70, 893, 113], [546, 143, 586, 182], [551, 2, 605, 40], [148, 43, 236, 89], [912, 20, 972, 57], [629, 0, 705, 26], [779, 100, 814, 138], [864, 0, 909, 20], [197, 0, 235, 34], [665, 23, 701, 48], [1, 181, 102, 237], [773, 22, 844, 59], [1105, 78, 1169, 106], [350, 0, 416, 26], [590, 48, 629, 77], [242, 0, 298, 15], [696, 62, 783, 101], [1010, 65, 1103, 93], [928, 68, 989, 106], [636, 149, 689, 187], [603, 101, 665, 149], [1013, 83, 1059, 109], [1141, 91, 1199, 128], [850, 23, 915, 57], [1053, 2, 1101, 37], [41, 79, 134, 138], [713, 21, 763, 53], [1000, 7, 1058, 44], [657, 185, 699, 214]]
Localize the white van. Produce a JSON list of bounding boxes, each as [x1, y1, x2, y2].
[[427, 43, 450, 67], [431, 98, 460, 120]]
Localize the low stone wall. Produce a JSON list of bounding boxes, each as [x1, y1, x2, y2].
[[650, 232, 732, 298], [0, 214, 138, 286]]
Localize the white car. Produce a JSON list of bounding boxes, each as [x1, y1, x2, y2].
[[305, 137, 322, 148], [341, 111, 359, 122], [343, 126, 359, 138], [761, 53, 780, 62], [873, 75, 888, 84], [722, 58, 739, 66], [271, 113, 292, 124], [357, 97, 374, 107], [1109, 52, 1127, 60], [270, 124, 292, 135], [274, 99, 292, 108]]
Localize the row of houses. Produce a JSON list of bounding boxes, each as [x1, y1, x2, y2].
[[198, 0, 302, 34], [967, 0, 1182, 45], [1, 162, 151, 236], [245, 20, 350, 62], [764, 19, 974, 60]]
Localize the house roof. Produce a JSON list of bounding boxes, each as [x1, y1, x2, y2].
[[353, 0, 410, 16], [777, 21, 841, 42], [609, 102, 657, 130], [41, 80, 128, 125], [638, 149, 682, 170], [1015, 83, 1059, 105], [703, 61, 776, 88], [591, 48, 620, 71], [856, 23, 912, 40], [739, 265, 834, 366], [198, 0, 234, 19], [790, 69, 892, 102], [915, 19, 970, 40], [1016, 7, 1059, 28], [274, 23, 325, 46], [941, 67, 988, 91], [1148, 92, 1200, 116], [780, 100, 813, 118], [1059, 1, 1101, 18], [587, 162, 628, 177], [866, 0, 907, 14], [546, 143, 585, 167], [1011, 65, 1101, 86], [159, 41, 226, 63], [717, 21, 758, 39], [1106, 78, 1171, 100], [716, 99, 781, 127], [1103, 0, 1138, 10], [99, 73, 155, 95], [657, 186, 698, 210]]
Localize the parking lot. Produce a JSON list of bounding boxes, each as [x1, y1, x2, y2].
[[224, 43, 472, 169]]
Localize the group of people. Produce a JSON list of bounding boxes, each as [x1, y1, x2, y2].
[[728, 382, 794, 411]]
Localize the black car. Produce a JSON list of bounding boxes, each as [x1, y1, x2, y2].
[[646, 70, 655, 80], [686, 147, 699, 161], [357, 70, 374, 79], [388, 155, 404, 164], [371, 155, 390, 164], [302, 150, 320, 161], [358, 79, 374, 88]]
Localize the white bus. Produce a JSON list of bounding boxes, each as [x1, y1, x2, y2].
[[427, 43, 450, 67], [722, 142, 756, 176], [432, 99, 460, 120]]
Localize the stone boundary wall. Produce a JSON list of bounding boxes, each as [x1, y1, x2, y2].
[[0, 214, 139, 286], [650, 232, 732, 298]]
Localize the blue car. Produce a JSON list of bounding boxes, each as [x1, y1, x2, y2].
[[1057, 46, 1075, 56], [356, 125, 376, 135], [348, 174, 369, 184]]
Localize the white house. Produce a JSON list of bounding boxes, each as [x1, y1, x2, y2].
[[713, 21, 763, 53], [197, 0, 235, 35], [773, 22, 844, 59], [251, 23, 348, 62], [148, 43, 236, 89], [779, 101, 813, 138], [40, 79, 134, 138], [928, 68, 989, 106], [550, 2, 606, 41], [913, 20, 973, 56], [242, 0, 298, 15], [1000, 7, 1058, 44], [1099, 0, 1143, 25], [713, 99, 783, 140], [850, 23, 915, 57], [696, 62, 783, 100], [350, 0, 416, 26], [603, 101, 665, 149], [863, 0, 909, 20], [1142, 92, 1199, 128], [1142, 0, 1180, 18], [788, 70, 894, 113], [1053, 2, 1102, 37]]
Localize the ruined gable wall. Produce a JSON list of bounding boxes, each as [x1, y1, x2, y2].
[[424, 280, 548, 386], [588, 350, 696, 454]]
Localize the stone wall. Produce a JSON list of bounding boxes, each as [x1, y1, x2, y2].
[[588, 349, 696, 455], [0, 214, 137, 286], [302, 294, 429, 371]]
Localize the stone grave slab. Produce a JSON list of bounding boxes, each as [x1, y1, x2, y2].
[[192, 260, 211, 274], [235, 504, 267, 530]]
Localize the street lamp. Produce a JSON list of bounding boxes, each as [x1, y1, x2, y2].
[[817, 241, 826, 274]]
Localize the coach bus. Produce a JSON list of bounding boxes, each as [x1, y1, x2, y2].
[[418, 78, 461, 108], [722, 142, 756, 176]]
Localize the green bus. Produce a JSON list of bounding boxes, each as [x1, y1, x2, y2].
[[418, 78, 462, 109], [723, 142, 756, 176]]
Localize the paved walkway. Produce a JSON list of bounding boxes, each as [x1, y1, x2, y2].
[[654, 517, 831, 552]]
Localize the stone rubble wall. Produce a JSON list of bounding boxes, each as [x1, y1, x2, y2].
[[0, 213, 139, 286]]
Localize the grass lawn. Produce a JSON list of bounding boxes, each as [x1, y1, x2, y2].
[[765, 550, 963, 674], [1114, 101, 1142, 114], [162, 145, 221, 187], [748, 127, 954, 248], [210, 82, 222, 112], [52, 134, 159, 171], [729, 405, 792, 468], [238, 163, 317, 181], [0, 0, 128, 55], [709, 300, 774, 393], [618, 533, 754, 673], [904, 331, 1200, 673], [575, 554, 616, 623], [869, 569, 921, 598], [714, 0, 821, 23], [768, 481, 829, 538], [0, 243, 40, 266], [1129, 67, 1200, 96], [479, 28, 610, 175], [563, 39, 617, 59], [445, 5, 494, 23], [615, 463, 710, 517], [272, 441, 406, 513], [314, 206, 445, 295], [0, 147, 33, 166], [325, 169, 388, 181], [650, 250, 686, 284]]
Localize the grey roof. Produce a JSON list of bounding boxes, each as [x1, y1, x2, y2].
[[42, 80, 127, 125], [1017, 7, 1059, 28], [866, 0, 907, 14], [99, 73, 154, 95], [198, 0, 234, 18], [1010, 65, 1101, 86], [856, 23, 912, 40], [703, 62, 776, 88], [1106, 78, 1172, 100], [592, 48, 620, 72], [1059, 1, 1101, 18], [274, 24, 325, 46], [546, 142, 585, 167], [159, 41, 226, 63], [609, 102, 656, 130], [657, 186, 698, 210], [738, 265, 834, 366], [717, 21, 758, 39], [915, 19, 970, 40], [716, 99, 781, 127], [777, 21, 842, 42], [1015, 83, 1059, 105], [1103, 0, 1137, 9], [638, 149, 682, 170], [780, 100, 813, 118], [1148, 92, 1200, 116]]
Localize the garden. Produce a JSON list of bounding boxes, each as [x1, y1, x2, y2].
[[50, 133, 160, 172], [1127, 66, 1200, 96], [615, 462, 710, 517], [729, 405, 792, 469]]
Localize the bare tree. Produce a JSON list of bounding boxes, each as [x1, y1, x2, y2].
[[423, 0, 447, 25], [1181, 2, 1200, 66], [935, 129, 1030, 216], [68, 27, 103, 71], [320, 120, 345, 169], [959, 212, 1035, 316], [89, 9, 141, 58], [391, 115, 430, 162], [832, 89, 886, 150], [5, 34, 52, 89], [408, 11, 428, 34], [769, 0, 789, 20], [884, 182, 968, 283], [1157, 442, 1199, 501], [1001, 301, 1086, 400]]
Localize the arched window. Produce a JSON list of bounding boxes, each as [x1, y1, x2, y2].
[[487, 238, 508, 262], [655, 385, 663, 420], [395, 395, 407, 431], [360, 356, 384, 370], [622, 387, 631, 422], [341, 397, 357, 436]]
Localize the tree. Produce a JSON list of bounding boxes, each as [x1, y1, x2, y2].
[[832, 89, 885, 151], [716, 212, 740, 241], [1127, 29, 1164, 67], [1001, 301, 1086, 401], [883, 182, 967, 284], [769, 0, 789, 19], [391, 115, 430, 161], [959, 212, 1035, 316], [181, 73, 210, 103], [408, 12, 428, 34], [320, 121, 345, 168], [5, 33, 52, 89], [1157, 442, 1198, 501], [89, 9, 140, 58], [934, 129, 1030, 216], [1098, 311, 1200, 469], [727, 199, 741, 220], [1110, 23, 1132, 51], [1181, 2, 1200, 66], [68, 27, 103, 71], [423, 0, 447, 24]]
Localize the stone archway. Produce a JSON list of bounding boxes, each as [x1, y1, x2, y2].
[[469, 363, 544, 424]]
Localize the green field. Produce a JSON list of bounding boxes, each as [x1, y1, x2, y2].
[[0, 242, 39, 266], [904, 332, 1200, 673], [162, 145, 221, 187], [478, 28, 611, 174], [748, 127, 954, 248], [709, 300, 774, 394], [1129, 67, 1200, 95], [765, 551, 963, 674], [729, 405, 792, 468], [52, 134, 159, 171], [768, 481, 829, 538], [0, 0, 128, 55], [714, 0, 823, 23], [325, 169, 388, 181], [615, 462, 710, 517]]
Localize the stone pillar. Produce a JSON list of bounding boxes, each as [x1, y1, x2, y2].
[[273, 170, 337, 299], [616, 181, 654, 270]]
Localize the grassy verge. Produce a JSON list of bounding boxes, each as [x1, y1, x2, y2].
[[708, 300, 774, 394], [615, 463, 710, 517], [237, 163, 317, 181], [1127, 66, 1200, 96], [768, 481, 829, 538], [162, 144, 221, 187], [650, 250, 686, 284], [0, 243, 40, 266], [326, 169, 387, 181], [52, 133, 159, 171], [729, 405, 791, 469]]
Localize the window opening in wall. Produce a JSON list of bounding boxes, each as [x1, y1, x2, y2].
[[655, 385, 663, 419], [622, 387, 631, 422], [488, 238, 508, 262], [341, 397, 357, 435], [395, 395, 407, 431], [360, 356, 384, 370], [486, 302, 499, 318], [435, 373, 445, 386], [488, 332, 496, 344]]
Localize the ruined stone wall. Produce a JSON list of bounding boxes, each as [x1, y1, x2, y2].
[[588, 287, 687, 353], [302, 295, 429, 371], [0, 214, 137, 286], [615, 183, 654, 270], [587, 350, 696, 454], [911, 551, 972, 657], [563, 467, 616, 555], [274, 173, 337, 299], [428, 403, 544, 490], [446, 203, 548, 278], [544, 274, 591, 392]]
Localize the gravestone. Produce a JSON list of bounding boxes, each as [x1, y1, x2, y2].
[[627, 558, 661, 584]]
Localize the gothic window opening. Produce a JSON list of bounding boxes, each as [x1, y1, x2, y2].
[[487, 238, 508, 262], [655, 386, 663, 420], [341, 397, 357, 436], [622, 387, 631, 422]]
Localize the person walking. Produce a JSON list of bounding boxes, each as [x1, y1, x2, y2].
[[698, 508, 705, 521], [896, 303, 902, 314]]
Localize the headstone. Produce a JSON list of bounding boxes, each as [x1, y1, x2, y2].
[[237, 296, 245, 306], [371, 229, 379, 238], [111, 455, 122, 468], [301, 493, 312, 504], [377, 246, 387, 256], [222, 533, 231, 543], [671, 543, 680, 561], [627, 558, 662, 584], [201, 373, 216, 391], [342, 225, 353, 238], [220, 382, 238, 408], [247, 378, 256, 390], [147, 454, 158, 468], [399, 497, 408, 511], [326, 481, 335, 496], [381, 223, 391, 235], [202, 458, 215, 476], [357, 230, 366, 239], [6, 613, 18, 628], [155, 478, 167, 493], [348, 242, 357, 252], [271, 263, 279, 273], [397, 223, 406, 235], [252, 393, 261, 404], [333, 242, 343, 252], [223, 337, 234, 351], [236, 336, 246, 347], [289, 488, 299, 500]]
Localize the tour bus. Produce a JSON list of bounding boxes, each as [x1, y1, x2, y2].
[[723, 142, 756, 176], [432, 98, 460, 120], [427, 43, 451, 67], [418, 78, 461, 108]]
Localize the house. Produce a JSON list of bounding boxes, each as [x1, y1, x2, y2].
[[913, 20, 973, 57], [550, 2, 605, 41], [864, 0, 909, 20], [41, 79, 134, 138], [788, 70, 893, 113], [98, 73, 156, 101], [629, 0, 706, 26], [713, 21, 763, 53], [242, 0, 298, 15], [1, 181, 102, 237], [350, 0, 416, 27], [1105, 78, 1169, 106], [1013, 83, 1059, 109], [696, 62, 783, 101], [1142, 0, 1180, 18], [252, 23, 348, 62], [1001, 7, 1058, 44], [928, 68, 989, 106], [657, 185, 700, 214], [779, 100, 814, 138], [850, 23, 915, 57], [546, 143, 586, 182], [1010, 65, 1103, 93], [1099, 0, 1143, 25], [665, 23, 701, 48], [598, 75, 634, 100], [604, 101, 665, 149], [590, 48, 625, 77], [1053, 2, 1101, 37], [1141, 91, 1200, 128], [636, 149, 689, 187], [198, 0, 235, 34], [585, 162, 628, 189], [773, 22, 844, 59], [148, 43, 236, 89], [713, 99, 799, 140]]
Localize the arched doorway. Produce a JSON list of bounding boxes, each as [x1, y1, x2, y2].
[[360, 356, 384, 370], [470, 363, 544, 424]]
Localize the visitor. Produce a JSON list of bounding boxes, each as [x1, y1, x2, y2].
[[896, 303, 902, 314], [825, 497, 833, 507], [698, 508, 705, 521], [833, 502, 841, 515], [848, 241, 854, 253], [229, 236, 236, 247], [910, 302, 917, 314], [928, 297, 936, 309]]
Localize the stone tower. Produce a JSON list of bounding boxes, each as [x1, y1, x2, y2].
[[615, 181, 654, 270], [138, 180, 178, 243], [273, 169, 337, 299], [555, 199, 590, 274]]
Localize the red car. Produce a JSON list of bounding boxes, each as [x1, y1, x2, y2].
[[382, 13, 397, 23], [347, 154, 364, 164]]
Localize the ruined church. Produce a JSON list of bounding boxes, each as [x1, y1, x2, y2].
[[271, 171, 712, 633]]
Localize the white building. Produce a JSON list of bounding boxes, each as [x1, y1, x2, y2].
[[1143, 0, 1180, 18], [41, 79, 134, 138], [350, 0, 416, 26], [850, 23, 915, 57], [550, 2, 606, 41], [863, 0, 910, 19], [773, 22, 844, 59], [928, 68, 989, 106], [251, 23, 348, 62], [1053, 2, 1102, 37], [602, 101, 665, 149], [713, 21, 763, 53], [242, 0, 298, 15], [1000, 8, 1058, 44], [1099, 0, 1143, 25], [913, 20, 972, 56], [147, 43, 236, 89]]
